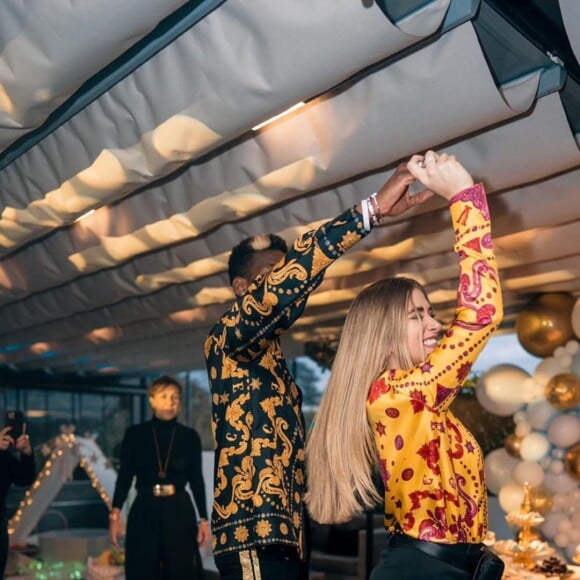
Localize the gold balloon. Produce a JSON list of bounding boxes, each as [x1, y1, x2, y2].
[[529, 487, 553, 516], [515, 293, 576, 357], [504, 434, 523, 458], [564, 442, 580, 482], [545, 373, 580, 410]]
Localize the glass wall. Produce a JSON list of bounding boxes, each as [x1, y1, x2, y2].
[[0, 387, 139, 462]]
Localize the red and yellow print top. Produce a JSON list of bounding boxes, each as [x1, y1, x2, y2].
[[367, 184, 503, 544]]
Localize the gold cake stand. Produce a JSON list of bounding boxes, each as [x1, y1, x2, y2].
[[494, 482, 555, 570]]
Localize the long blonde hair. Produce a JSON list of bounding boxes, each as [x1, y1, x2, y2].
[[305, 277, 426, 524]]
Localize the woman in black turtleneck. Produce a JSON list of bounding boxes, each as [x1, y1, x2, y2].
[[109, 375, 210, 580]]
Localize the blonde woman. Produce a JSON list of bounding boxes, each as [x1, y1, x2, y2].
[[306, 152, 504, 579]]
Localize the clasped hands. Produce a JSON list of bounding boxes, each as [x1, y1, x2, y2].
[[374, 150, 475, 217]]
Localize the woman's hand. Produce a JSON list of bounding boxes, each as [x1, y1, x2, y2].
[[197, 519, 211, 547], [407, 151, 474, 200], [109, 510, 123, 548]]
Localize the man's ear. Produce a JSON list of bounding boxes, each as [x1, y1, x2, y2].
[[232, 276, 249, 297]]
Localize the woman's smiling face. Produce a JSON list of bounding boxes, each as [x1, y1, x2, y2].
[[406, 287, 441, 365]]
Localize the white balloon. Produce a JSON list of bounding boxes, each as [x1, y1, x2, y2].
[[547, 414, 580, 448], [513, 410, 527, 424], [515, 421, 532, 438], [526, 399, 557, 431], [552, 493, 567, 509], [565, 340, 579, 355], [550, 460, 565, 475], [571, 352, 580, 377], [570, 489, 580, 505], [476, 364, 529, 416], [484, 448, 520, 495], [534, 357, 564, 386], [521, 389, 535, 404], [498, 481, 524, 513], [513, 460, 545, 487], [542, 512, 568, 539], [520, 432, 551, 462], [558, 518, 573, 533], [544, 472, 579, 495], [572, 298, 580, 338], [558, 354, 573, 368]]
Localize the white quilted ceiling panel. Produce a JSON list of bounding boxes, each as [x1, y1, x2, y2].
[[0, 0, 578, 378]]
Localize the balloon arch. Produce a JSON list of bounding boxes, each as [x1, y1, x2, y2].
[[478, 293, 580, 563]]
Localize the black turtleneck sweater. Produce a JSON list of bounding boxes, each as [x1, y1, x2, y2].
[[112, 417, 208, 520]]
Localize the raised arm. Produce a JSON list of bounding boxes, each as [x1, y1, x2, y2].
[[213, 164, 434, 360], [399, 152, 502, 410]]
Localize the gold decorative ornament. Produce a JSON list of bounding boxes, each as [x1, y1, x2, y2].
[[564, 442, 580, 482], [504, 434, 523, 458], [544, 373, 580, 411], [528, 486, 553, 516], [495, 482, 553, 569], [515, 293, 576, 358]]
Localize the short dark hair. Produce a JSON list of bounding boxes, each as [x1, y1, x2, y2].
[[148, 375, 183, 398], [228, 234, 288, 284]]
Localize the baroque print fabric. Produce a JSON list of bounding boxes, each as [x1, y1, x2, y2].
[[205, 207, 367, 558]]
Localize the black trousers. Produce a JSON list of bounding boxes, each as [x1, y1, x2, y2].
[[370, 534, 482, 580], [0, 521, 8, 580], [215, 545, 308, 580], [125, 492, 204, 580]]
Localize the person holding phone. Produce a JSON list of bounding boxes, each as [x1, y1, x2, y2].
[[0, 414, 36, 577]]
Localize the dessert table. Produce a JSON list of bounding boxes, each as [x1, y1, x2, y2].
[[501, 556, 580, 579]]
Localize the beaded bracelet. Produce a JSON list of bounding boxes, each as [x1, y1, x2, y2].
[[360, 193, 383, 231], [369, 192, 382, 223], [368, 197, 377, 226]]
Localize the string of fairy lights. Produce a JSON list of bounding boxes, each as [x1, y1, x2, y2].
[[7, 432, 112, 537]]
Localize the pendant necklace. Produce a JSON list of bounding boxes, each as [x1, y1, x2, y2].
[[152, 423, 176, 479]]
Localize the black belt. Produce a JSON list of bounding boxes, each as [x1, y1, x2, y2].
[[137, 484, 185, 497], [389, 533, 483, 574]]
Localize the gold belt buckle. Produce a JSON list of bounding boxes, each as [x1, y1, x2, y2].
[[153, 484, 175, 497]]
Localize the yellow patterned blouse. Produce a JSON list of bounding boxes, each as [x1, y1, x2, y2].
[[206, 207, 368, 558], [367, 184, 503, 544]]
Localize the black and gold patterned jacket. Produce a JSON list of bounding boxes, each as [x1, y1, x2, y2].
[[205, 206, 368, 559]]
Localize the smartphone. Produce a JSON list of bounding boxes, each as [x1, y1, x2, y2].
[[5, 410, 24, 440]]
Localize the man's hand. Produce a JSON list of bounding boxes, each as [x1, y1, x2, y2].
[[375, 162, 434, 218]]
